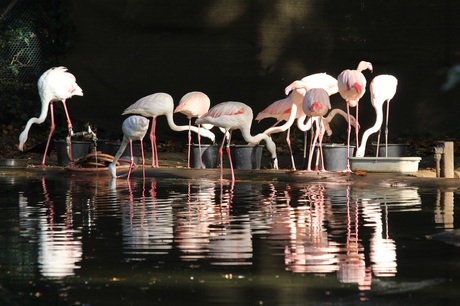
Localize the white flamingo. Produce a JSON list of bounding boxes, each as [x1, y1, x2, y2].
[[356, 75, 398, 157], [109, 115, 149, 180], [18, 66, 83, 166]]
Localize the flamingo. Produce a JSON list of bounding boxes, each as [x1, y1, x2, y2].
[[296, 109, 359, 170], [256, 96, 304, 170], [174, 91, 213, 168], [122, 92, 215, 167], [196, 101, 279, 182], [302, 88, 331, 171], [109, 115, 149, 180], [18, 66, 83, 166], [286, 73, 339, 96], [258, 73, 338, 170], [356, 75, 398, 157], [337, 61, 373, 169], [284, 74, 338, 169]]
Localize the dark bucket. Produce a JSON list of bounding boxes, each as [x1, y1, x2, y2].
[[55, 139, 91, 166], [371, 143, 408, 157], [231, 145, 264, 170], [323, 144, 355, 172], [97, 141, 141, 157], [191, 144, 219, 169], [97, 140, 141, 165]]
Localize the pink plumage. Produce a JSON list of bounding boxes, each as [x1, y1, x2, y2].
[[196, 101, 278, 181]]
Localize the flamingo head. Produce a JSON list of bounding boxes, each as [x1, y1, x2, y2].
[[357, 61, 373, 73]]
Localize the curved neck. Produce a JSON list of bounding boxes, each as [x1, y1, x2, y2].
[[297, 116, 315, 132], [263, 104, 298, 135], [165, 112, 188, 132], [356, 101, 384, 157], [165, 112, 215, 141], [240, 128, 277, 159], [19, 100, 51, 150], [326, 109, 346, 122]]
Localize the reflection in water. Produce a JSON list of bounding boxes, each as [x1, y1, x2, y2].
[[118, 179, 174, 259], [284, 185, 340, 274], [435, 189, 455, 230], [363, 200, 397, 278], [22, 177, 84, 278], [275, 184, 422, 290], [5, 171, 457, 298]]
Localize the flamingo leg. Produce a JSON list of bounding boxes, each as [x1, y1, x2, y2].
[[308, 131, 319, 172], [303, 130, 308, 159], [218, 133, 226, 182], [62, 100, 73, 135], [318, 118, 326, 172], [127, 140, 134, 180], [385, 101, 390, 157], [140, 139, 146, 181], [345, 103, 352, 172], [149, 117, 158, 167], [226, 132, 235, 182], [198, 125, 203, 169], [187, 119, 192, 168], [355, 102, 360, 149], [285, 127, 296, 171], [307, 118, 319, 171], [61, 100, 74, 162], [40, 102, 56, 166]]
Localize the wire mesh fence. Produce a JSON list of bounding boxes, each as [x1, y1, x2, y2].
[[0, 0, 57, 124]]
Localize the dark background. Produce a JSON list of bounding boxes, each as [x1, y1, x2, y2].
[[2, 0, 460, 146]]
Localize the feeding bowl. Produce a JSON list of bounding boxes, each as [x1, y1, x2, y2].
[[191, 144, 219, 169], [0, 158, 30, 167], [349, 157, 421, 173], [231, 144, 264, 170]]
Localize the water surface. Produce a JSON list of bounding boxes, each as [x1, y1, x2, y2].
[[1, 170, 459, 305]]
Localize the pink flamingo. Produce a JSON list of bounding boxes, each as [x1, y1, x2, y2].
[[284, 74, 338, 169], [109, 115, 149, 180], [297, 109, 359, 170], [196, 101, 279, 182], [18, 66, 83, 166], [337, 61, 373, 169], [356, 75, 398, 157], [256, 96, 304, 170], [286, 73, 339, 96], [258, 73, 338, 170], [122, 92, 215, 167], [174, 91, 213, 168], [302, 88, 331, 171]]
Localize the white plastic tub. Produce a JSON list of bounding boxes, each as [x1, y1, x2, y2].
[[349, 157, 421, 173]]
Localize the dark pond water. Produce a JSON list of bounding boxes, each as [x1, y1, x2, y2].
[[1, 170, 460, 305]]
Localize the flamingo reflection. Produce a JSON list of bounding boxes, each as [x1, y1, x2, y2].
[[175, 181, 253, 265], [119, 178, 174, 259], [362, 199, 397, 278], [337, 191, 366, 284], [284, 184, 340, 273], [37, 177, 83, 278], [174, 181, 217, 260]]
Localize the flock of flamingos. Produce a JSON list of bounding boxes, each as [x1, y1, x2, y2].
[[18, 61, 402, 181]]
